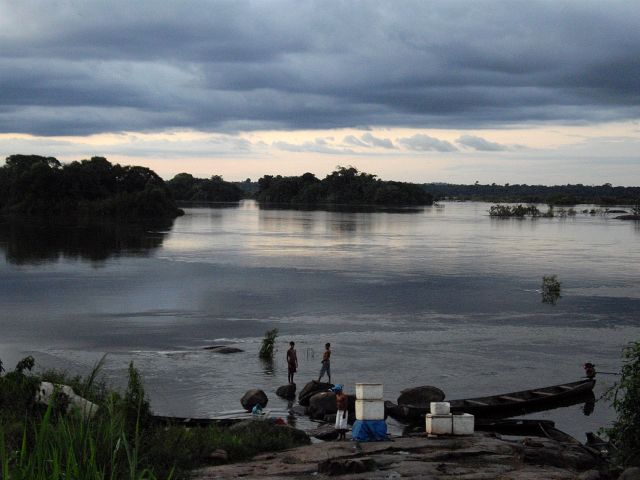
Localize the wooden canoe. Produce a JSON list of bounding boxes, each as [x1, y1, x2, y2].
[[386, 379, 595, 421]]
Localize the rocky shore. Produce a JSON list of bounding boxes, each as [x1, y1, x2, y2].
[[193, 430, 611, 479]]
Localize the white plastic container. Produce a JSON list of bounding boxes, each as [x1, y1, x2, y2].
[[355, 383, 383, 400], [426, 414, 453, 435], [355, 399, 385, 420], [452, 413, 475, 435], [430, 402, 451, 415]]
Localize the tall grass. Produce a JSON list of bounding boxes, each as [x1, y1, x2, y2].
[[0, 355, 308, 479]]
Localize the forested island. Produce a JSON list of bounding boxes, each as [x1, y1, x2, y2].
[[254, 167, 433, 206], [0, 155, 183, 218]]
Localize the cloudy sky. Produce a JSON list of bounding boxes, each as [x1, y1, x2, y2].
[[1, 1, 639, 184]]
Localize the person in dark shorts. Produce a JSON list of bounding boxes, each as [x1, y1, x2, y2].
[[318, 342, 331, 383], [287, 341, 298, 384]]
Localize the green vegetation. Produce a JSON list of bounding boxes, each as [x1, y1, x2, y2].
[[256, 166, 433, 206], [602, 340, 640, 469], [0, 356, 306, 479], [166, 173, 245, 202], [0, 155, 183, 218], [259, 329, 279, 360], [488, 204, 541, 217], [425, 182, 640, 205], [541, 275, 561, 305]]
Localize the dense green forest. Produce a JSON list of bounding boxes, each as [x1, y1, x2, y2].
[[424, 182, 640, 205], [0, 155, 183, 218], [166, 173, 245, 202], [255, 167, 433, 206]]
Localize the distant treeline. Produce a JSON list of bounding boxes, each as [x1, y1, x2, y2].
[[166, 173, 246, 202], [424, 182, 640, 205], [254, 167, 433, 206], [0, 155, 183, 218]]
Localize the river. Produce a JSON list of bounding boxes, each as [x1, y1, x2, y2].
[[1, 200, 639, 438]]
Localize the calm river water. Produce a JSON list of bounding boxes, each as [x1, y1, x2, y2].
[[1, 201, 639, 438]]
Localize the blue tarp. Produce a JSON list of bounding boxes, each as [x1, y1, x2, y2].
[[351, 420, 388, 442]]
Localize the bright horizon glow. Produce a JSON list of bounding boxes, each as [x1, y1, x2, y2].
[[1, 121, 639, 185]]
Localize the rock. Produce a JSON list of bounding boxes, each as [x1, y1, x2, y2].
[[229, 420, 311, 445], [308, 391, 336, 419], [397, 385, 445, 407], [203, 345, 244, 353], [619, 467, 640, 480], [318, 457, 377, 475], [615, 214, 640, 220], [276, 384, 296, 399], [578, 469, 603, 480], [207, 449, 229, 462], [240, 389, 268, 411], [308, 425, 339, 441], [36, 382, 98, 419], [298, 380, 333, 406], [290, 405, 308, 416]]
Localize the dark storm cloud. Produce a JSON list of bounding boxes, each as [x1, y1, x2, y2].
[[1, 1, 639, 135]]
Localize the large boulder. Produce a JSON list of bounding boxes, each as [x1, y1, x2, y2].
[[240, 389, 268, 411], [36, 382, 98, 419], [228, 420, 310, 446], [298, 380, 333, 406], [308, 391, 337, 419], [397, 386, 445, 407], [276, 384, 296, 399]]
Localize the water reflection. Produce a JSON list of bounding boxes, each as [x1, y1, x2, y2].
[[0, 216, 173, 265], [257, 203, 425, 214]]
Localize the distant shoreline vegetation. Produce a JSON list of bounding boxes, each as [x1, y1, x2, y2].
[[0, 155, 183, 219], [424, 182, 640, 205]]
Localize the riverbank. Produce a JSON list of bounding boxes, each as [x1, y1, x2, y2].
[[193, 430, 610, 479]]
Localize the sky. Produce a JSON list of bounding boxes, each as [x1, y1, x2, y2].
[[0, 1, 639, 185]]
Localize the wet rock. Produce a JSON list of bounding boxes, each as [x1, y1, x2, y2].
[[276, 384, 296, 399], [228, 420, 310, 445], [240, 389, 268, 411], [298, 380, 333, 406], [318, 457, 377, 475], [308, 424, 339, 441], [578, 469, 603, 480], [207, 449, 228, 462], [397, 385, 445, 407], [619, 467, 640, 480], [308, 391, 336, 419], [203, 345, 244, 353], [290, 404, 308, 416]]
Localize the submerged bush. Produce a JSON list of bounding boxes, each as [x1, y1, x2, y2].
[[541, 275, 561, 305], [259, 328, 279, 359], [489, 204, 541, 217]]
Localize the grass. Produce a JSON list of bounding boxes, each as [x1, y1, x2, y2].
[[0, 355, 307, 479]]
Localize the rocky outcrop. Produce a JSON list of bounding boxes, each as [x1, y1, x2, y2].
[[397, 385, 445, 407], [276, 384, 296, 399], [228, 420, 310, 446], [240, 389, 268, 411], [193, 432, 606, 479], [298, 380, 333, 406]]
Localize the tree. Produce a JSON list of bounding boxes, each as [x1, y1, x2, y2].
[[603, 340, 640, 468]]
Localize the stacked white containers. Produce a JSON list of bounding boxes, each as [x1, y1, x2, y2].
[[355, 383, 385, 420], [425, 402, 475, 436]]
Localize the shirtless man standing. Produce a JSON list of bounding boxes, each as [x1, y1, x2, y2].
[[318, 342, 331, 383]]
